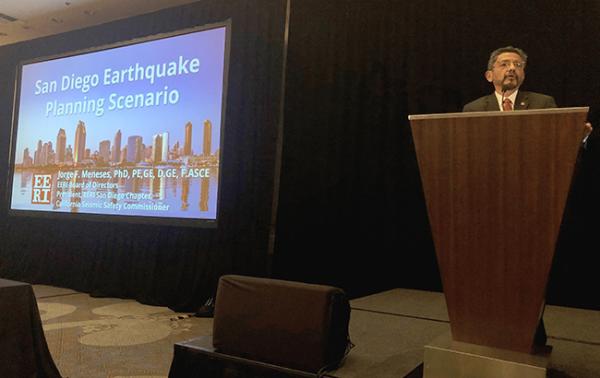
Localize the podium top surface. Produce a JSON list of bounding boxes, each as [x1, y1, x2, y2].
[[408, 106, 589, 121]]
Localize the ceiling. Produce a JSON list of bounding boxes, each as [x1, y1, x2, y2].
[[0, 0, 199, 47]]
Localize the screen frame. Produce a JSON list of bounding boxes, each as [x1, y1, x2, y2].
[[6, 20, 232, 228]]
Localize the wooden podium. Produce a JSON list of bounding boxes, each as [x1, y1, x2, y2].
[[409, 107, 588, 377]]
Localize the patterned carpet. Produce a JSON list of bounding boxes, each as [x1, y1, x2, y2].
[[34, 285, 600, 378], [34, 285, 212, 378]]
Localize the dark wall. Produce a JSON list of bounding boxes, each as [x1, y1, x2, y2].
[[0, 0, 287, 311], [273, 0, 600, 309]]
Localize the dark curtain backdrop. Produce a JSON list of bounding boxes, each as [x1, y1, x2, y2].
[[1, 0, 599, 311], [0, 0, 287, 311], [273, 0, 600, 309]]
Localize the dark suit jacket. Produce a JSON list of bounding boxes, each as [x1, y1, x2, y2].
[[462, 91, 557, 112]]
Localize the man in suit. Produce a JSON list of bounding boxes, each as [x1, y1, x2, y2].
[[463, 46, 558, 112], [465, 46, 592, 137], [463, 46, 591, 351]]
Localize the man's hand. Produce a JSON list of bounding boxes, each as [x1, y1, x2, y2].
[[583, 122, 593, 143]]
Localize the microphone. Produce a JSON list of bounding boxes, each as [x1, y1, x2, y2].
[[501, 83, 510, 98]]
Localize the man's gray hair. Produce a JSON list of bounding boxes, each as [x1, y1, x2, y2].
[[487, 46, 528, 70]]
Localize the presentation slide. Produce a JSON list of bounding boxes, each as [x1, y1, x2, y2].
[[9, 24, 229, 224]]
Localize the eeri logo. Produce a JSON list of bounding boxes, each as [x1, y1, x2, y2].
[[31, 174, 52, 204]]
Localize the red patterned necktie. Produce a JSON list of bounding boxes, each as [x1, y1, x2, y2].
[[502, 98, 513, 111]]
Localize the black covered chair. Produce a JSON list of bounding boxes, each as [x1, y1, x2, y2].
[[169, 275, 352, 377]]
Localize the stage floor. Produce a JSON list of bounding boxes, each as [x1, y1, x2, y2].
[[338, 288, 600, 377], [34, 285, 600, 377]]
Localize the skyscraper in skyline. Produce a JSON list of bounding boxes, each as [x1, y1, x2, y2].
[[41, 142, 49, 165], [73, 120, 86, 164], [34, 140, 42, 166], [45, 141, 54, 165], [99, 140, 111, 162], [23, 148, 32, 167], [127, 135, 143, 163], [66, 145, 73, 163], [120, 146, 127, 164], [56, 128, 66, 163], [184, 122, 192, 156], [112, 129, 122, 164], [173, 141, 180, 158], [203, 120, 212, 157], [161, 132, 169, 162], [152, 134, 163, 163]]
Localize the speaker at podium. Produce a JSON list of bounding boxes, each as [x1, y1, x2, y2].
[[409, 107, 589, 377]]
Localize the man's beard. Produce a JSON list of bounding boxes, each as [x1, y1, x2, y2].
[[502, 74, 519, 90]]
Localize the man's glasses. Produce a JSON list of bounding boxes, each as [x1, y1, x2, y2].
[[494, 60, 526, 70]]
